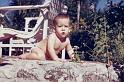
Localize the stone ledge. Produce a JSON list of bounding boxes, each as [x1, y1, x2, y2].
[[0, 58, 119, 82]]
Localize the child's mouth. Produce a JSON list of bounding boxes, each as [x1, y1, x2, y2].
[[62, 32, 65, 35]]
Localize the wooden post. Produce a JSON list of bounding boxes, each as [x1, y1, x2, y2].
[[43, 19, 48, 39], [62, 48, 65, 59], [24, 18, 31, 32], [77, 0, 80, 29], [0, 42, 2, 57]]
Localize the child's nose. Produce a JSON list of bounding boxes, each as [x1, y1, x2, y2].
[[62, 26, 65, 31]]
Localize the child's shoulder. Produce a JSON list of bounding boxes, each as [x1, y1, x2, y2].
[[66, 37, 70, 42], [48, 33, 56, 37], [47, 33, 56, 40]]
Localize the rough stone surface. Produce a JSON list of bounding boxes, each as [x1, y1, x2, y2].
[[0, 57, 119, 82]]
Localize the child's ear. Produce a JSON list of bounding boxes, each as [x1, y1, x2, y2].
[[49, 26, 55, 33], [69, 25, 73, 32]]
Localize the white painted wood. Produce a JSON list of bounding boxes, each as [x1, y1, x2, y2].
[[43, 19, 48, 39], [62, 48, 65, 59], [0, 1, 51, 10], [24, 17, 39, 32], [0, 37, 35, 56], [0, 44, 35, 47], [0, 42, 2, 57]]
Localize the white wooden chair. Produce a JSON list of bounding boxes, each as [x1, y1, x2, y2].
[[0, 0, 68, 58], [9, 38, 35, 56], [9, 38, 24, 56]]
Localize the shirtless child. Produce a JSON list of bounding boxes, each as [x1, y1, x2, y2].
[[19, 13, 75, 61]]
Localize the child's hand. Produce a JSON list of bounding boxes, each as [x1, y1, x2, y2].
[[71, 54, 76, 61], [70, 54, 81, 62], [72, 55, 76, 60]]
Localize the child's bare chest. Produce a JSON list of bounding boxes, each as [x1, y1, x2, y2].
[[54, 41, 67, 52]]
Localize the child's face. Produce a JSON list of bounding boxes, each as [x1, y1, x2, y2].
[[55, 18, 70, 38]]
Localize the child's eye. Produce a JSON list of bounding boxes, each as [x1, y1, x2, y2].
[[58, 25, 62, 27], [65, 25, 69, 27]]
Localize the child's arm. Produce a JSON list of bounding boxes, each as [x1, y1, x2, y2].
[[66, 44, 81, 62], [66, 38, 75, 60], [66, 38, 81, 62]]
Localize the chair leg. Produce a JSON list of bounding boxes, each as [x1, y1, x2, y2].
[[0, 42, 2, 57], [0, 47, 2, 57], [9, 47, 12, 56], [61, 48, 65, 59]]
